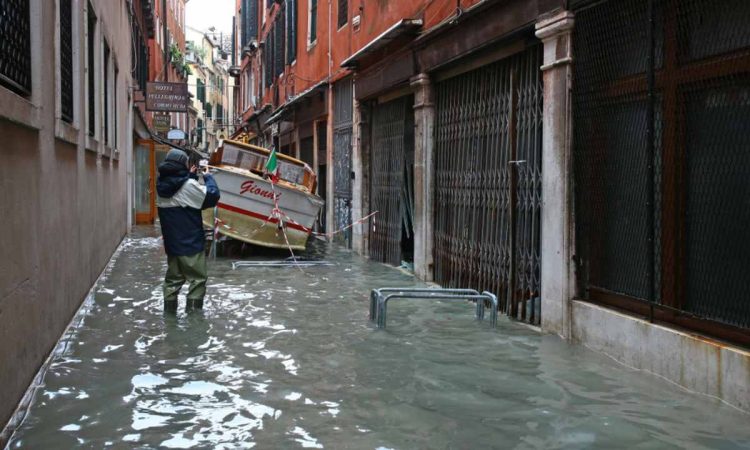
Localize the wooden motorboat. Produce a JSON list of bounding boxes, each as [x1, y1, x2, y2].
[[203, 140, 324, 250]]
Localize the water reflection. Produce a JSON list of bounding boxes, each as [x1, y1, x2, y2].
[[7, 228, 750, 449]]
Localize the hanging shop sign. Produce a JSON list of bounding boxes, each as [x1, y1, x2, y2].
[[146, 82, 189, 112], [153, 113, 171, 133]]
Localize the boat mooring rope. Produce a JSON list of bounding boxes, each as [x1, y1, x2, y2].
[[207, 167, 379, 272]]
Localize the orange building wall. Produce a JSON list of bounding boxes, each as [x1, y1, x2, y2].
[[234, 0, 487, 121], [248, 0, 483, 109]]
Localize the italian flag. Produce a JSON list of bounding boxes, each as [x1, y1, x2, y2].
[[266, 147, 279, 182]]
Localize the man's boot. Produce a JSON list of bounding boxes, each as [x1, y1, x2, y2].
[[186, 298, 203, 310], [164, 299, 178, 313]]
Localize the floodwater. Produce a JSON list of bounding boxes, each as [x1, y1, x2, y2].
[[7, 228, 750, 449]]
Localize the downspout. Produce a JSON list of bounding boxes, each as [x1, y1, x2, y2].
[[162, 0, 169, 82], [326, 0, 335, 237]]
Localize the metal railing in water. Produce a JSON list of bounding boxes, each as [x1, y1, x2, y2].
[[369, 288, 498, 329]]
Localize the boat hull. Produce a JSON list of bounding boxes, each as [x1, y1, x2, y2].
[[203, 169, 324, 250]]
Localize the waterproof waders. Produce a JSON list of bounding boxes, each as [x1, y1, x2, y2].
[[156, 148, 220, 312], [163, 251, 207, 310]]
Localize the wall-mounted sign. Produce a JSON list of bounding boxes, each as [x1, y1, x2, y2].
[[146, 82, 189, 112], [153, 113, 171, 133], [167, 129, 187, 140]]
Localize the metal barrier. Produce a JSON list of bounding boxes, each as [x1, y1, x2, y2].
[[232, 260, 333, 269], [369, 288, 498, 329]]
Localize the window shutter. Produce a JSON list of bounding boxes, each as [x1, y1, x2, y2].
[[337, 0, 347, 28], [265, 31, 273, 87], [244, 0, 258, 47], [240, 5, 245, 48], [275, 13, 284, 76], [286, 0, 296, 64], [310, 0, 317, 42]]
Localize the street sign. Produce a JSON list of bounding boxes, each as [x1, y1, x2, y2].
[[153, 114, 171, 133], [146, 82, 189, 112]]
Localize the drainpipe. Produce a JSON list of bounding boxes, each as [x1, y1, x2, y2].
[[326, 0, 335, 237], [162, 0, 169, 82]]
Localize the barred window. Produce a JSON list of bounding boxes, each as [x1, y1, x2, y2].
[[87, 4, 97, 136], [103, 40, 110, 145], [113, 65, 118, 148], [286, 0, 297, 64], [573, 0, 750, 339], [60, 0, 74, 122], [0, 0, 32, 96], [337, 0, 347, 28]]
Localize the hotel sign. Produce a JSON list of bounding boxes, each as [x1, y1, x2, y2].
[[146, 82, 189, 112], [153, 113, 171, 132]]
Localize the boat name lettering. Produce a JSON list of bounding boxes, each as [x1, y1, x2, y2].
[[240, 180, 280, 199]]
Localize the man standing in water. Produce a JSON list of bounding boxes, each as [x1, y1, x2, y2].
[[156, 149, 220, 312]]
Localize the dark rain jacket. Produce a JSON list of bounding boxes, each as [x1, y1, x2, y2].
[[156, 160, 220, 256]]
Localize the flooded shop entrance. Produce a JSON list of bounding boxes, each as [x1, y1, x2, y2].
[[369, 94, 415, 268]]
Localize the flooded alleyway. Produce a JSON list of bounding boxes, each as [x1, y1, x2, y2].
[[7, 228, 750, 449]]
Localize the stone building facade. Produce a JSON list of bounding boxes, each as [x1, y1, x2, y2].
[[230, 0, 750, 412], [0, 0, 140, 437]]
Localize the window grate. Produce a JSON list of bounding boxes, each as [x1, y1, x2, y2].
[[60, 0, 74, 122], [0, 0, 32, 95], [103, 40, 110, 145], [87, 4, 96, 136], [573, 0, 750, 337], [113, 65, 118, 147]]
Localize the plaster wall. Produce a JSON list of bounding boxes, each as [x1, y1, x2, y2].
[[0, 0, 133, 435]]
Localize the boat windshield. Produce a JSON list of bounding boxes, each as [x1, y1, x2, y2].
[[216, 141, 313, 189]]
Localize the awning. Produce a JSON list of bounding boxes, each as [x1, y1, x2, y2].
[[247, 104, 272, 122], [265, 106, 286, 126], [266, 79, 328, 125], [341, 19, 423, 69], [152, 134, 208, 159]]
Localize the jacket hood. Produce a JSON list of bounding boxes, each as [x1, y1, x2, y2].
[[157, 160, 192, 198]]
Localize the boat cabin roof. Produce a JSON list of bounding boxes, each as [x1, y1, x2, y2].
[[210, 140, 317, 192]]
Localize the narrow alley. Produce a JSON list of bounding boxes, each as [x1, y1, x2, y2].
[[7, 228, 750, 448], [2, 0, 750, 448]]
